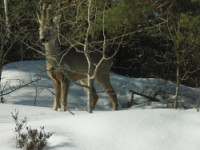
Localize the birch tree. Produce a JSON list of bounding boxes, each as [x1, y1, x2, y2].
[[158, 10, 200, 108], [84, 0, 93, 113], [57, 0, 122, 112], [4, 0, 10, 40], [0, 0, 10, 81], [0, 0, 10, 102], [0, 0, 29, 102]]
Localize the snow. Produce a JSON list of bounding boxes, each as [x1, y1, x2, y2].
[[0, 60, 200, 150]]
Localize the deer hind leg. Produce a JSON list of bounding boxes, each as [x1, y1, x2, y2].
[[52, 78, 61, 111], [60, 77, 70, 112], [80, 78, 98, 110], [96, 76, 118, 110]]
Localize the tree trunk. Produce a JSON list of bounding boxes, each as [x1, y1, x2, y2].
[[174, 61, 180, 109], [87, 76, 93, 113], [197, 96, 200, 112], [4, 0, 11, 40], [174, 43, 180, 109], [0, 27, 4, 103], [84, 0, 92, 113]]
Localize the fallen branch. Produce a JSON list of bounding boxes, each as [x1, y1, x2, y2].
[[129, 90, 161, 102]]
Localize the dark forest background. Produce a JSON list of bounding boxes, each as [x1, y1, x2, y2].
[[0, 0, 199, 87]]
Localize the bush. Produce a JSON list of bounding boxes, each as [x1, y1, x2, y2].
[[11, 110, 52, 150]]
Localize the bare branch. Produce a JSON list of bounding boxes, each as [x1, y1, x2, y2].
[[1, 78, 41, 97]]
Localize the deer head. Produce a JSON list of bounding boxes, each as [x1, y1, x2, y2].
[[37, 4, 61, 44]]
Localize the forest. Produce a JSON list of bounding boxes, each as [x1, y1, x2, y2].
[[0, 0, 199, 87], [0, 1, 200, 149]]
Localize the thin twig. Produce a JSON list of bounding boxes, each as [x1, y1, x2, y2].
[[1, 78, 41, 96]]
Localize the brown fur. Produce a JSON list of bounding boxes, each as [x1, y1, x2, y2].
[[38, 4, 118, 111]]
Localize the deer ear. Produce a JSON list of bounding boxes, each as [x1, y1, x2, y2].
[[53, 15, 61, 25]]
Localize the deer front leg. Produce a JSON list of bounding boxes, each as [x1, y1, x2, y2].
[[61, 78, 70, 112], [53, 79, 61, 111]]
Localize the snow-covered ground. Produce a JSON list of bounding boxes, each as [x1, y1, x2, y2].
[[0, 60, 200, 150]]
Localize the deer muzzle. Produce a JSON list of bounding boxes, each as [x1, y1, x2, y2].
[[40, 38, 47, 43]]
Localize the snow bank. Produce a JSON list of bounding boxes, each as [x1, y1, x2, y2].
[[2, 60, 199, 110]]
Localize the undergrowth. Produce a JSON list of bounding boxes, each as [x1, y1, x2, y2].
[[11, 110, 52, 150]]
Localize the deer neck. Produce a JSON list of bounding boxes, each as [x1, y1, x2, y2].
[[45, 38, 61, 55], [44, 38, 62, 67]]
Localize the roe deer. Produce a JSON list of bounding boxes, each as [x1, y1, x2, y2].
[[37, 4, 118, 111]]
